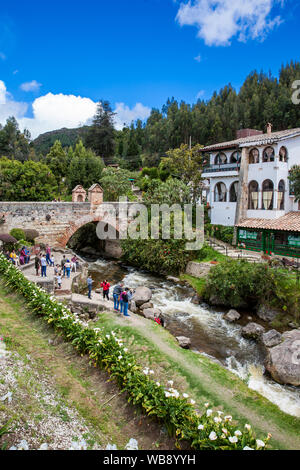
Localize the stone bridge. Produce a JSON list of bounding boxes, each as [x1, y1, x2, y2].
[[0, 185, 135, 258]]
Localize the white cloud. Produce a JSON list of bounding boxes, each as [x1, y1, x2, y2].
[[194, 54, 202, 62], [196, 90, 205, 99], [0, 52, 5, 60], [114, 102, 151, 130], [176, 0, 284, 46], [0, 79, 28, 121], [20, 80, 42, 92], [0, 80, 151, 138]]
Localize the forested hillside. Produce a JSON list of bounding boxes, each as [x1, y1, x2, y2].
[[33, 126, 90, 155], [30, 61, 300, 166]]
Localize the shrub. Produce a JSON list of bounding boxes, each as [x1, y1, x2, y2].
[[205, 224, 234, 245], [0, 254, 270, 450], [204, 259, 299, 315], [23, 229, 39, 242], [121, 238, 198, 275], [0, 234, 17, 244], [10, 229, 25, 241]]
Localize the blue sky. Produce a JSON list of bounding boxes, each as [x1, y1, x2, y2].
[[0, 0, 300, 137]]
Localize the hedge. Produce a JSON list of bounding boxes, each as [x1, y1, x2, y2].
[[0, 254, 270, 450]]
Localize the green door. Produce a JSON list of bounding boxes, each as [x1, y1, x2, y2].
[[263, 231, 274, 255]]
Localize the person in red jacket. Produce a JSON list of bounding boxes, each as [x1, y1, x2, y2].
[[101, 280, 110, 300]]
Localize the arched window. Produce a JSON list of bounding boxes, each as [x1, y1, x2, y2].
[[215, 152, 227, 165], [278, 180, 285, 210], [230, 151, 241, 164], [229, 181, 239, 202], [249, 148, 259, 164], [263, 146, 275, 162], [248, 181, 259, 209], [279, 146, 288, 162], [77, 194, 84, 202], [262, 180, 274, 210], [214, 182, 227, 202]]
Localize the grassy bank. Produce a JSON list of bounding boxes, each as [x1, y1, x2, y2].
[[94, 313, 300, 450], [0, 284, 174, 450]]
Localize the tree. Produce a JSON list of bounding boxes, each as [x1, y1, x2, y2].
[[160, 144, 205, 203], [46, 140, 68, 191], [0, 157, 57, 201], [99, 167, 134, 201], [143, 178, 191, 205], [0, 117, 31, 162], [85, 101, 116, 162], [67, 140, 104, 191], [288, 165, 300, 201]]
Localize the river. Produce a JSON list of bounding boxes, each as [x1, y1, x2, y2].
[[83, 255, 300, 418]]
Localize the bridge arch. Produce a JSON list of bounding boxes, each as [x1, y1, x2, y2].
[[56, 214, 120, 249]]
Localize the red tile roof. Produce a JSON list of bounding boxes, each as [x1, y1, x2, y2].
[[202, 128, 300, 152], [236, 212, 300, 232]]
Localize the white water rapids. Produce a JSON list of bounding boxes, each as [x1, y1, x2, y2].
[[89, 258, 300, 417]]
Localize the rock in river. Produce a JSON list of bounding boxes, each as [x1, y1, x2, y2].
[[242, 322, 265, 340], [176, 336, 191, 349], [140, 302, 154, 310], [257, 304, 280, 323], [223, 309, 241, 323], [261, 329, 282, 349], [142, 307, 162, 321], [132, 286, 152, 307], [265, 330, 300, 386]]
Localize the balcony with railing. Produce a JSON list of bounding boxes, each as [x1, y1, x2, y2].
[[202, 163, 241, 176]]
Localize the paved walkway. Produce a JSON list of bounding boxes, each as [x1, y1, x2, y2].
[[20, 251, 80, 293], [207, 237, 263, 262], [71, 292, 133, 315]]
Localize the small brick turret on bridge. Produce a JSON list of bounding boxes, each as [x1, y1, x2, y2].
[[0, 185, 133, 252]]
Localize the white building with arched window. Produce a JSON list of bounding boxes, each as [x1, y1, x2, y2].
[[202, 127, 300, 256], [203, 127, 300, 227]]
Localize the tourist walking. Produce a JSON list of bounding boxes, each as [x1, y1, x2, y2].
[[61, 255, 66, 277], [50, 254, 55, 267], [41, 254, 47, 277], [65, 259, 71, 278], [35, 255, 41, 276], [113, 282, 124, 311], [154, 313, 165, 328], [120, 288, 130, 317], [71, 255, 79, 272], [56, 273, 62, 289], [87, 275, 93, 299], [24, 247, 30, 264], [101, 280, 110, 300], [46, 245, 51, 265]]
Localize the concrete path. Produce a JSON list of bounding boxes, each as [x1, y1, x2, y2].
[[71, 292, 133, 316], [20, 251, 79, 293], [207, 237, 263, 262]]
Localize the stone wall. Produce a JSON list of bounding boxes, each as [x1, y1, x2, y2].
[[185, 261, 212, 278], [0, 201, 135, 250]]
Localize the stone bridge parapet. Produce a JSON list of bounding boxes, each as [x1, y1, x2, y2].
[[0, 200, 135, 249]]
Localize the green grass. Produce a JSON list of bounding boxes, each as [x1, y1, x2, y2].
[[94, 312, 300, 450], [0, 284, 173, 450], [180, 274, 206, 297], [195, 245, 227, 263]]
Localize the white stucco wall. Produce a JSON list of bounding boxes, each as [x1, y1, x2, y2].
[[210, 202, 237, 226], [207, 133, 300, 227]]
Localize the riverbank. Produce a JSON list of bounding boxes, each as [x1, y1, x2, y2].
[[0, 284, 174, 450], [1, 259, 300, 450], [94, 311, 300, 449]]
